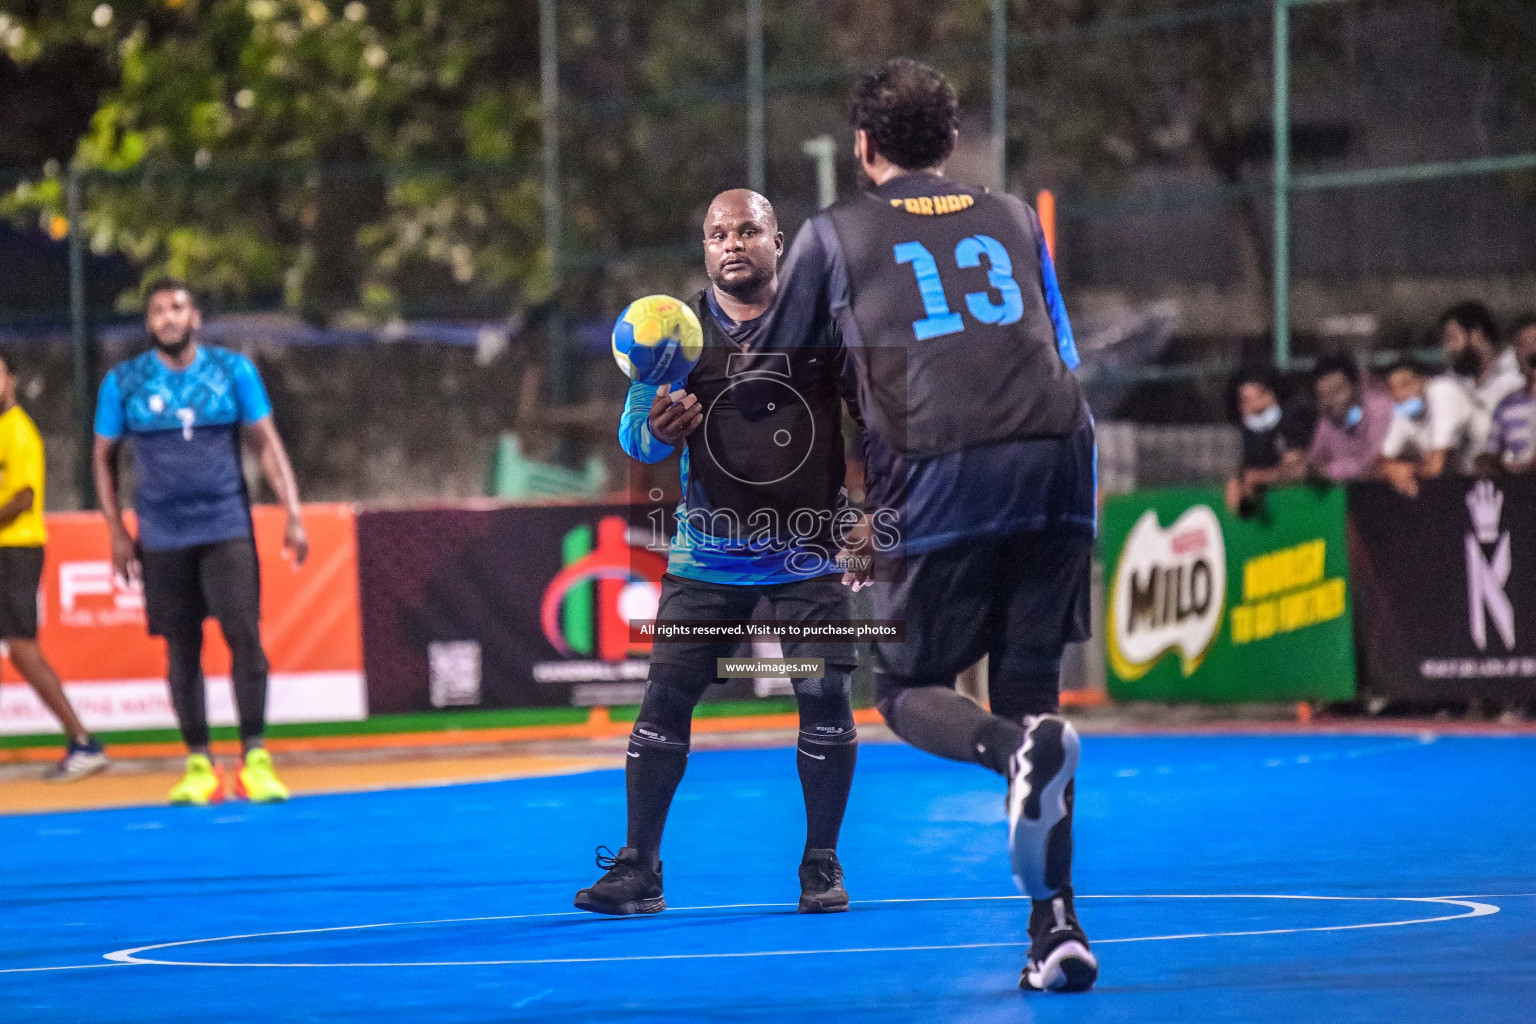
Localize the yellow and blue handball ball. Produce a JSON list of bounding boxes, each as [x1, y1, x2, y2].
[[611, 294, 704, 386]]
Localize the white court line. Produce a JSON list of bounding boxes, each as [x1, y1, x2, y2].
[[82, 894, 1498, 970], [1444, 893, 1536, 899], [0, 963, 136, 975]]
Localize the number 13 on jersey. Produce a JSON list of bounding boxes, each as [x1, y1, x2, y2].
[[894, 235, 1025, 341]]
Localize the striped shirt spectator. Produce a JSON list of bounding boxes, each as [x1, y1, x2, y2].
[[1484, 390, 1536, 471]]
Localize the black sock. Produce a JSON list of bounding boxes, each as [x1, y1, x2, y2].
[[878, 682, 1024, 777], [794, 686, 858, 852], [625, 737, 688, 868], [798, 740, 857, 852], [622, 675, 704, 868], [974, 716, 1025, 776]]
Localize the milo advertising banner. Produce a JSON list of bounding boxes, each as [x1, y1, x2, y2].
[[1102, 484, 1356, 702]]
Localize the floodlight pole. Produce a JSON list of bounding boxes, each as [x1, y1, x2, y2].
[[539, 0, 569, 410], [1272, 0, 1291, 369], [991, 0, 1008, 191], [801, 136, 837, 209], [747, 0, 765, 192], [67, 165, 95, 509]]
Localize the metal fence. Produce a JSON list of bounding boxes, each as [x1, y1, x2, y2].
[[3, 0, 1534, 509]]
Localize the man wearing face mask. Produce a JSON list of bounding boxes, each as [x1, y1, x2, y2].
[[1378, 360, 1436, 496], [93, 280, 308, 806], [1421, 302, 1525, 478], [1225, 365, 1310, 514], [1307, 354, 1393, 482]]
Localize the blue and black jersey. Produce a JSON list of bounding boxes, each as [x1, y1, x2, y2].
[[619, 289, 860, 585], [770, 172, 1096, 556], [94, 345, 273, 552]]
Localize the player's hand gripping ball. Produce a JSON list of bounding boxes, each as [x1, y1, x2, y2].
[[611, 294, 704, 386]]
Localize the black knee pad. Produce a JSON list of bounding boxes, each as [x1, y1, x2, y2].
[[630, 670, 707, 752], [792, 668, 852, 701], [795, 671, 857, 748]]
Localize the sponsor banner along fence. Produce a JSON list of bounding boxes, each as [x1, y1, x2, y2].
[[1347, 476, 1536, 703], [358, 503, 655, 714], [357, 502, 781, 714], [356, 502, 799, 713], [1102, 484, 1356, 703], [0, 504, 365, 735], [14, 479, 1525, 734]]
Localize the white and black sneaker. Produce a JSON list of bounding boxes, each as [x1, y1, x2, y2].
[[573, 846, 666, 916], [41, 739, 110, 783], [1021, 885, 1098, 993], [1005, 714, 1080, 900]]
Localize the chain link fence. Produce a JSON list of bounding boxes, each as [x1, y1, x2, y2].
[[2, 0, 1533, 509]]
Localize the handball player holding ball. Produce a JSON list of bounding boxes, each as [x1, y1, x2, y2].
[[576, 189, 866, 917]]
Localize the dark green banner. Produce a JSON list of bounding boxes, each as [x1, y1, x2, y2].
[[1101, 484, 1356, 703]]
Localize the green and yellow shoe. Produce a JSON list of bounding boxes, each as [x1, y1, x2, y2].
[[234, 748, 290, 803], [168, 754, 224, 806]]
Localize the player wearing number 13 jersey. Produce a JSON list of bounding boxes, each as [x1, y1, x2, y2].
[[769, 59, 1098, 992]]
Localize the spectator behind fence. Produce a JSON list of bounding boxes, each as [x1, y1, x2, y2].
[[1224, 364, 1310, 514], [1475, 314, 1536, 475], [1419, 302, 1526, 478], [1307, 353, 1393, 482], [1377, 359, 1441, 496]]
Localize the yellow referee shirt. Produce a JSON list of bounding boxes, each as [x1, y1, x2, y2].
[[0, 404, 48, 547]]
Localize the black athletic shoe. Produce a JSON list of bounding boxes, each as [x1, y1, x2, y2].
[[1020, 885, 1098, 993], [573, 846, 665, 916], [797, 848, 849, 913]]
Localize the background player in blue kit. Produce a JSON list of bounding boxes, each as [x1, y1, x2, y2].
[[768, 59, 1100, 992], [92, 280, 308, 806], [574, 190, 864, 917]]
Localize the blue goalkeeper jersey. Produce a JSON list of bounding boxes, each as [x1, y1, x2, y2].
[[94, 345, 273, 551], [619, 289, 860, 585]]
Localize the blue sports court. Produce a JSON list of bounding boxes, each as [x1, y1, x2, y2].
[[4, 732, 1533, 1022]]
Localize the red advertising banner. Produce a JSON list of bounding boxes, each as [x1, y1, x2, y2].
[[0, 504, 365, 735]]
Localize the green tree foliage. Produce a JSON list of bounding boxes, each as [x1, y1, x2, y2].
[[4, 0, 1507, 323], [2, 0, 546, 322]]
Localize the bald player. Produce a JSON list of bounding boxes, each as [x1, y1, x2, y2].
[[575, 190, 865, 917]]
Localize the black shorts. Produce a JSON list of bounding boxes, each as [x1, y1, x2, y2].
[[871, 525, 1092, 689], [649, 572, 857, 678], [140, 537, 262, 637], [0, 546, 44, 640]]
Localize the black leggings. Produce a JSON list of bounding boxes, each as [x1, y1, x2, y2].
[[874, 647, 1063, 777], [166, 616, 269, 750]]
